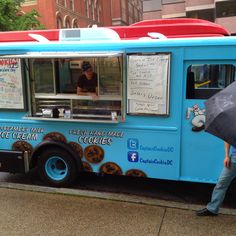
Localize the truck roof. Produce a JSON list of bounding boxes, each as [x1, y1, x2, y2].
[[0, 18, 230, 43]]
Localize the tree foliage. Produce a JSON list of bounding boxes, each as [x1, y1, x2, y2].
[[0, 0, 44, 31]]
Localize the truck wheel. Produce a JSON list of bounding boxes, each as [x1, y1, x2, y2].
[[38, 148, 77, 187]]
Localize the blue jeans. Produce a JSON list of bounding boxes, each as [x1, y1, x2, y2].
[[207, 154, 236, 214]]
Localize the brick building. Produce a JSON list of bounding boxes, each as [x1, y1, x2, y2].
[[21, 0, 143, 29], [111, 0, 143, 26], [143, 0, 236, 35]]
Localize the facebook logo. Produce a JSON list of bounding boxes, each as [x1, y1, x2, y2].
[[127, 138, 139, 150], [128, 151, 139, 162]]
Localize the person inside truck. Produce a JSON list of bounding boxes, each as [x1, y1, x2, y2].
[[77, 61, 98, 97]]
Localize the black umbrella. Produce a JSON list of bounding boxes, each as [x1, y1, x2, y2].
[[205, 81, 236, 147]]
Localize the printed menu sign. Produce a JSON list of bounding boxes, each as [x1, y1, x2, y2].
[[0, 59, 24, 109], [127, 54, 170, 115]]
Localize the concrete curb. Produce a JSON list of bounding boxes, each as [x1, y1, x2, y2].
[[0, 182, 236, 216]]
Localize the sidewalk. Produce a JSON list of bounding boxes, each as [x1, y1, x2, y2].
[[0, 183, 236, 236]]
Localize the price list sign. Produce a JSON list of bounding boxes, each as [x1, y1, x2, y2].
[[127, 54, 170, 115], [0, 59, 24, 109]]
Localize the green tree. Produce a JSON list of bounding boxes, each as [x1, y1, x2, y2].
[[0, 0, 44, 31]]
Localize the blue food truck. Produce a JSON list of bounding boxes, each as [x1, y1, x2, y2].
[[0, 21, 235, 187]]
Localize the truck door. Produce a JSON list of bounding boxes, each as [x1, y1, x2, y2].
[[124, 52, 182, 181], [181, 61, 236, 183]]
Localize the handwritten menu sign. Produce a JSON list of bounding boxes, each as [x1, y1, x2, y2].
[[0, 59, 24, 109], [127, 54, 170, 115]]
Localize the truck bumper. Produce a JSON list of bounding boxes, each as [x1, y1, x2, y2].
[[0, 150, 30, 174]]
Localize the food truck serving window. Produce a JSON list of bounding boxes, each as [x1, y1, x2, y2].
[[3, 52, 124, 123], [127, 53, 171, 116]]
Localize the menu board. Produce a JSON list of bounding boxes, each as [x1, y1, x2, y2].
[[0, 58, 24, 109], [127, 54, 170, 115]]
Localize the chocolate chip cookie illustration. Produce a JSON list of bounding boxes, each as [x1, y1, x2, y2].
[[68, 142, 83, 159], [43, 132, 67, 143], [99, 162, 122, 175], [125, 169, 147, 178], [84, 145, 104, 164], [12, 140, 33, 155], [82, 161, 93, 172]]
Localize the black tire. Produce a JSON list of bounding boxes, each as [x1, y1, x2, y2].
[[38, 147, 77, 187]]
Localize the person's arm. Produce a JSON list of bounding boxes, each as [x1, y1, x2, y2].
[[77, 86, 97, 97], [224, 141, 231, 168], [77, 86, 88, 95]]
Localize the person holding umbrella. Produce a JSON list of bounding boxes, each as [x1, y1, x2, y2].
[[196, 81, 236, 216], [196, 141, 236, 216]]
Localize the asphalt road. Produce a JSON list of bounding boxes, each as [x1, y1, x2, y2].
[[0, 170, 236, 210]]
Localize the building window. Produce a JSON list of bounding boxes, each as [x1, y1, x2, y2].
[[69, 0, 74, 10], [57, 0, 65, 6], [162, 0, 184, 3], [187, 9, 215, 22], [121, 0, 127, 22], [85, 0, 89, 18], [216, 1, 236, 18], [65, 19, 71, 28], [92, 1, 95, 20], [139, 12, 142, 21], [97, 7, 101, 23], [57, 16, 63, 29], [128, 2, 134, 24], [134, 7, 138, 22], [143, 0, 161, 11], [72, 19, 79, 28]]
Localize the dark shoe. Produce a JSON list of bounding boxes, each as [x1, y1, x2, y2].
[[196, 208, 218, 216]]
